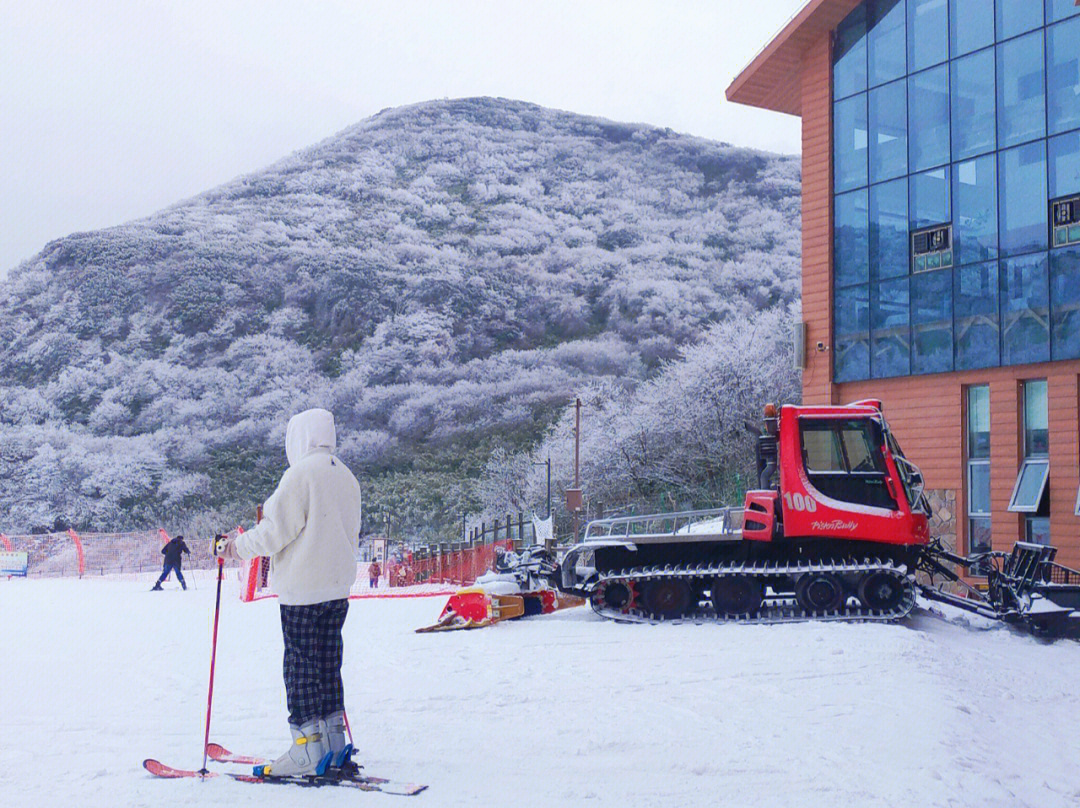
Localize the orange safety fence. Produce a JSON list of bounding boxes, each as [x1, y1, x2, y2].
[[240, 539, 517, 602]]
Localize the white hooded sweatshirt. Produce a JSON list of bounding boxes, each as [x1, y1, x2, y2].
[[235, 408, 362, 606]]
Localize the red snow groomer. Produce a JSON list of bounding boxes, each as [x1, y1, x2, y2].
[[555, 401, 1080, 638]]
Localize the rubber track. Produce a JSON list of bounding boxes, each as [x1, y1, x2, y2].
[[589, 558, 917, 625]]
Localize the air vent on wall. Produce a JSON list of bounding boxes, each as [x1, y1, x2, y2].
[[1051, 195, 1080, 247], [911, 224, 952, 273]]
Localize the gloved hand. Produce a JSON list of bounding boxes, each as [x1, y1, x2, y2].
[[212, 533, 242, 562]]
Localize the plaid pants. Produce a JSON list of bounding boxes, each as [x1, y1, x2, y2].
[[280, 599, 348, 726]]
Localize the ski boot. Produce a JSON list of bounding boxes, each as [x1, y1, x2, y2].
[[323, 710, 358, 775], [150, 582, 163, 591], [253, 718, 331, 778]]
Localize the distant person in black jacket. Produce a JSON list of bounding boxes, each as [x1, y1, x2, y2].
[[151, 535, 191, 591]]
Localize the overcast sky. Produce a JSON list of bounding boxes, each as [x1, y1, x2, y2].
[[0, 0, 804, 274]]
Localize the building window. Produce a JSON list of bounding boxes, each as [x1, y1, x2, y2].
[[1000, 253, 1050, 365], [950, 0, 994, 57], [1047, 0, 1080, 25], [870, 79, 908, 182], [835, 94, 869, 193], [1046, 17, 1080, 135], [997, 0, 1044, 42], [998, 141, 1048, 258], [868, 0, 907, 88], [1009, 381, 1050, 547], [1050, 246, 1080, 360], [996, 32, 1046, 151], [835, 285, 871, 382], [911, 269, 953, 373], [908, 65, 950, 171], [1048, 130, 1080, 201], [870, 178, 909, 279], [871, 277, 910, 377], [908, 0, 948, 73], [835, 189, 870, 287], [966, 385, 991, 569], [955, 262, 1000, 370], [909, 166, 950, 230], [834, 3, 868, 100], [953, 156, 997, 266], [950, 48, 996, 162]]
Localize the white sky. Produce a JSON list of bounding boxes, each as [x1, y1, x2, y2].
[[0, 0, 804, 274]]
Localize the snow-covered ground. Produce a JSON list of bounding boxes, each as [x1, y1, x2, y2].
[[3, 576, 1080, 808]]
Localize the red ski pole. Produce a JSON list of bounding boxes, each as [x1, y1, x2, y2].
[[199, 553, 226, 775]]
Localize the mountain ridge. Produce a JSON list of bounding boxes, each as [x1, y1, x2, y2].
[[0, 96, 800, 537]]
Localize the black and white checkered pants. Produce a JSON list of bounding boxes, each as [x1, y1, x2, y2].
[[280, 599, 349, 726]]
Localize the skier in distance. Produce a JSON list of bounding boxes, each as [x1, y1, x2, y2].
[[151, 534, 190, 591], [216, 408, 362, 778]]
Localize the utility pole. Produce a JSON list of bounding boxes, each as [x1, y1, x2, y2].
[[564, 397, 583, 543], [532, 457, 552, 519]]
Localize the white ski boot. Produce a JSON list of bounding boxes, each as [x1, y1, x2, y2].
[[254, 718, 330, 778], [323, 710, 356, 771]]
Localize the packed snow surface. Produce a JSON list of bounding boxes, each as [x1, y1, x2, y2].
[[3, 575, 1080, 808]]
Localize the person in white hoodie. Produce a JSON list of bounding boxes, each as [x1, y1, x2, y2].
[[216, 408, 362, 778]]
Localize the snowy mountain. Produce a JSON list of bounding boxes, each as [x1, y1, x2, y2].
[[0, 97, 800, 537]]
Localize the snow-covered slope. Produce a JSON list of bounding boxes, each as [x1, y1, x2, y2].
[[3, 578, 1078, 808]]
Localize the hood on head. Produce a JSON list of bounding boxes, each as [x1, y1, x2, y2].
[[285, 408, 337, 467]]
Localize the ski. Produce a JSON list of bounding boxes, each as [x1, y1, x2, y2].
[[206, 742, 264, 765], [143, 759, 218, 779], [206, 743, 426, 795], [227, 771, 428, 795]]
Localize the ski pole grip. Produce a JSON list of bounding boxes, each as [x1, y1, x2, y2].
[[211, 534, 228, 557]]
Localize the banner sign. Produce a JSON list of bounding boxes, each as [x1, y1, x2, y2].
[[0, 551, 28, 577]]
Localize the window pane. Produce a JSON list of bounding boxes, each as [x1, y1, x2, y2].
[[997, 32, 1046, 150], [967, 385, 990, 458], [997, 0, 1045, 40], [835, 285, 871, 381], [908, 66, 950, 171], [868, 0, 907, 87], [969, 463, 991, 514], [870, 80, 908, 183], [803, 428, 845, 471], [835, 94, 869, 193], [1048, 0, 1080, 23], [1027, 516, 1051, 545], [968, 517, 993, 570], [1011, 461, 1049, 510], [999, 141, 1048, 257], [953, 156, 998, 266], [1024, 379, 1049, 456], [910, 166, 951, 229], [911, 268, 953, 373], [1001, 254, 1050, 365], [955, 261, 1000, 369], [1051, 246, 1080, 360], [836, 189, 870, 287], [835, 5, 868, 99], [871, 178, 909, 279], [841, 427, 885, 472], [951, 49, 996, 161], [1047, 18, 1080, 135], [872, 277, 910, 377], [951, 0, 995, 56], [1049, 130, 1080, 199], [908, 0, 947, 71]]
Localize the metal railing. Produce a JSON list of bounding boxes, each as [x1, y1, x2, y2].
[[583, 506, 744, 542]]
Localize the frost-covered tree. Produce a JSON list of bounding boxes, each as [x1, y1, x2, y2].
[[0, 98, 800, 538]]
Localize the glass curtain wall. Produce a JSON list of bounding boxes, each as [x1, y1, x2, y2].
[[833, 0, 1080, 382]]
